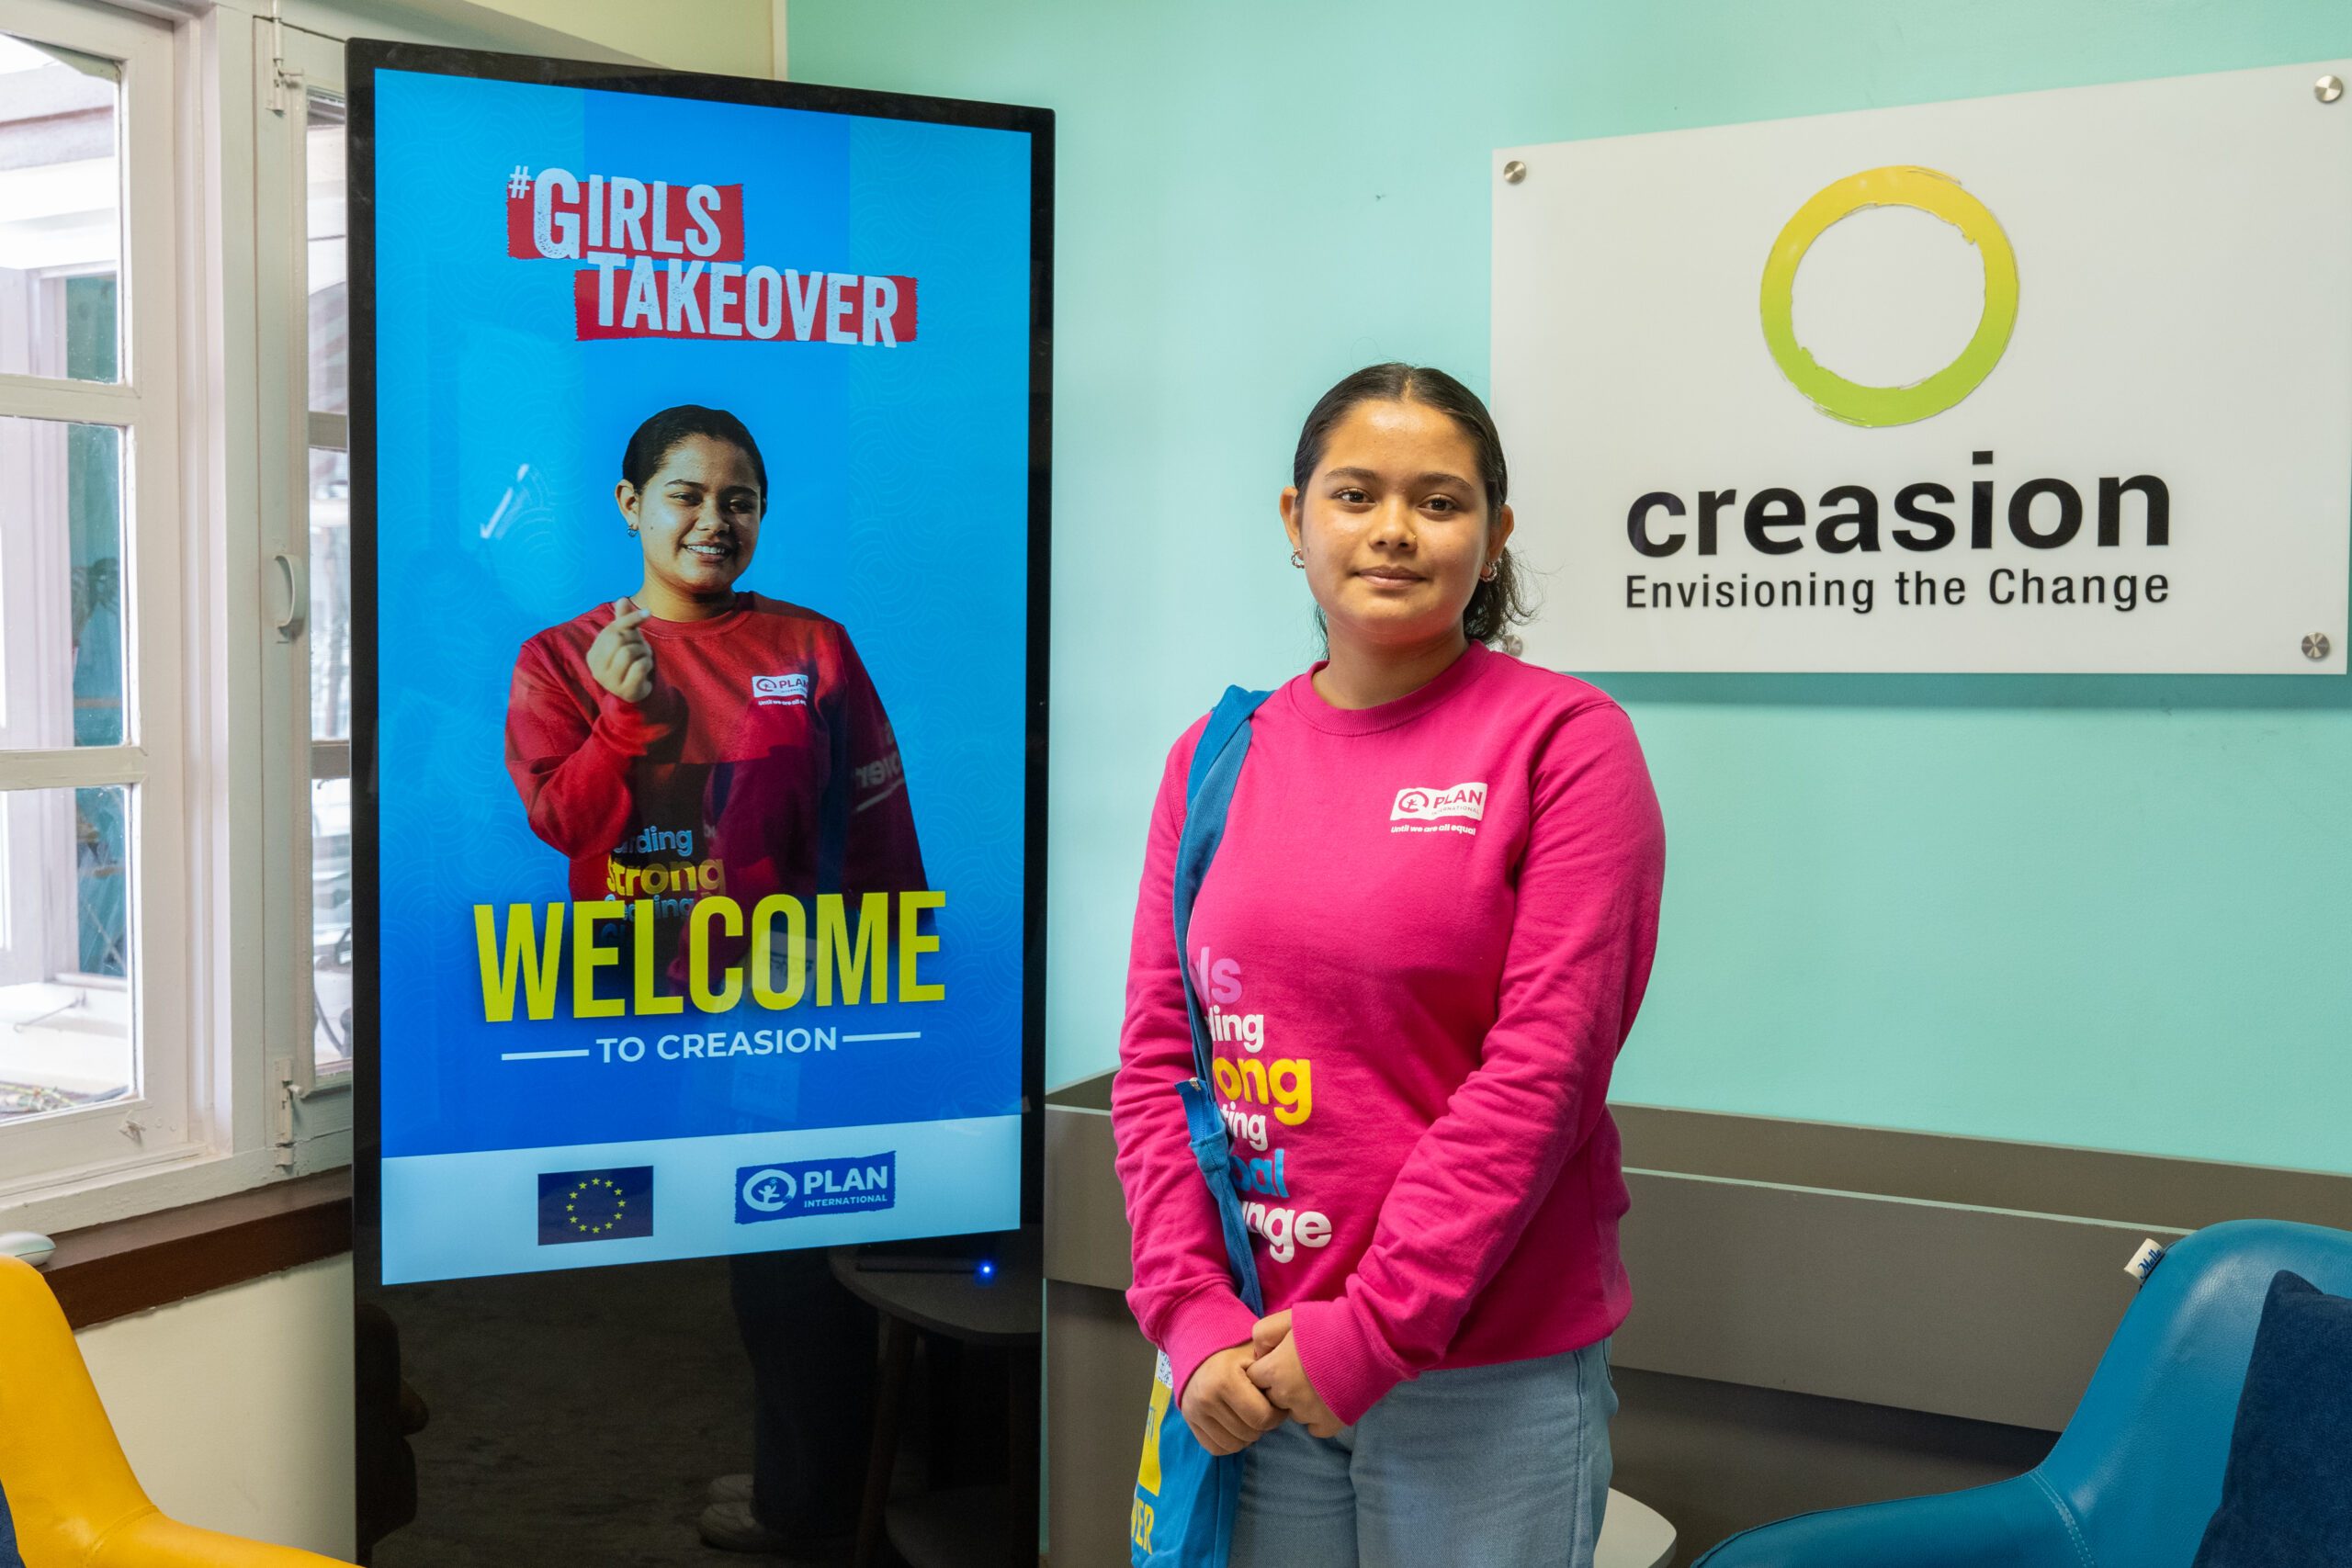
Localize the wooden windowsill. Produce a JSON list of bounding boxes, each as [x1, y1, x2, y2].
[[44, 1168, 353, 1329]]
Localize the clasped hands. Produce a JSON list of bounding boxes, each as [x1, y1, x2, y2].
[[1178, 1309, 1344, 1455]]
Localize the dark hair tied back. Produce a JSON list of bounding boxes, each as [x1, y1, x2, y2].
[[620, 404, 769, 509], [1291, 364, 1531, 647]]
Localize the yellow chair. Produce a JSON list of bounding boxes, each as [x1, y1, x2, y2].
[[0, 1255, 349, 1568]]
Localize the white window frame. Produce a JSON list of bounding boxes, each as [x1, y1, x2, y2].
[[256, 18, 352, 1121], [0, 0, 197, 1211]]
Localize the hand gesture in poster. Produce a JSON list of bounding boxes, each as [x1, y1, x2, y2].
[[587, 599, 656, 703]]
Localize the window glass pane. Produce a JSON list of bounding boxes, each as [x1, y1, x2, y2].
[[306, 94, 345, 415], [311, 776, 351, 1068], [0, 416, 126, 749], [0, 784, 133, 1123], [310, 447, 350, 739], [0, 34, 120, 383]]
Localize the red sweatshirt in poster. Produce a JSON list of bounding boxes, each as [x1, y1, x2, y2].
[[504, 593, 925, 988]]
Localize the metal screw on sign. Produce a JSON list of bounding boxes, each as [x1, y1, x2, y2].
[[2320, 75, 2346, 104], [1502, 160, 1527, 184], [2303, 633, 2332, 661]]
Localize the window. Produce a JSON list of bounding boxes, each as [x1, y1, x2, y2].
[[0, 412, 130, 1115], [304, 88, 353, 1077], [0, 29, 117, 382], [254, 12, 363, 1134], [0, 0, 193, 1199]]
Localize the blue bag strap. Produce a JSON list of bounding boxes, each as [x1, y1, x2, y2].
[[1171, 685, 1272, 1316], [1184, 685, 1268, 806], [1176, 686, 1272, 1076]]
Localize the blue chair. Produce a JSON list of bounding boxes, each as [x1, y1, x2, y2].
[[1694, 1219, 2352, 1567]]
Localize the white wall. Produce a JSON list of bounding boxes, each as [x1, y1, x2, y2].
[[466, 0, 783, 74], [278, 0, 786, 76], [75, 1258, 356, 1562]]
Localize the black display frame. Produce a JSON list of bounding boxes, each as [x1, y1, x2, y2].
[[343, 40, 1054, 1291]]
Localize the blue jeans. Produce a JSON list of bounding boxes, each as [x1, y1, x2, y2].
[[1229, 1340, 1616, 1568]]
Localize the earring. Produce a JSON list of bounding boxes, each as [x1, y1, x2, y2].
[[1290, 550, 1305, 569], [1479, 560, 1498, 582], [628, 525, 640, 536]]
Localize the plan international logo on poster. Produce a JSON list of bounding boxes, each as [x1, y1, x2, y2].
[[751, 671, 809, 707], [503, 164, 920, 344], [734, 1153, 898, 1224], [1492, 62, 2352, 674]]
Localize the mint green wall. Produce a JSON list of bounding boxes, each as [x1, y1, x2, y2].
[[792, 1, 2352, 1175]]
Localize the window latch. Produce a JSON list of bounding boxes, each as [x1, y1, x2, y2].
[[273, 552, 309, 642]]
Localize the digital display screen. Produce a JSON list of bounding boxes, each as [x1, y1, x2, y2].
[[351, 50, 1046, 1284]]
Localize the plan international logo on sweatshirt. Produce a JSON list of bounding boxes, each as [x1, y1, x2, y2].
[[751, 671, 809, 707], [1391, 783, 1487, 835]]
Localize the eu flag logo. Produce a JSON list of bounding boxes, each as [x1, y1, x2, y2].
[[537, 1166, 654, 1246]]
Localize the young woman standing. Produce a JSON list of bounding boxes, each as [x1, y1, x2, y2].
[[1112, 364, 1666, 1567]]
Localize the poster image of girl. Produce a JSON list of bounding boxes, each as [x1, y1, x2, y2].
[[502, 403, 925, 988]]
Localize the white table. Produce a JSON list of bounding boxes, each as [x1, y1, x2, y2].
[[1600, 1489, 1677, 1568]]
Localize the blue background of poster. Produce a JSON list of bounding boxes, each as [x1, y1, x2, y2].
[[370, 70, 1032, 1161]]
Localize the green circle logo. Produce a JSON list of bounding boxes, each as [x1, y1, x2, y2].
[[1759, 165, 2018, 428]]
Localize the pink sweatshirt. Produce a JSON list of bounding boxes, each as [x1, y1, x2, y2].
[[1112, 642, 1665, 1427]]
